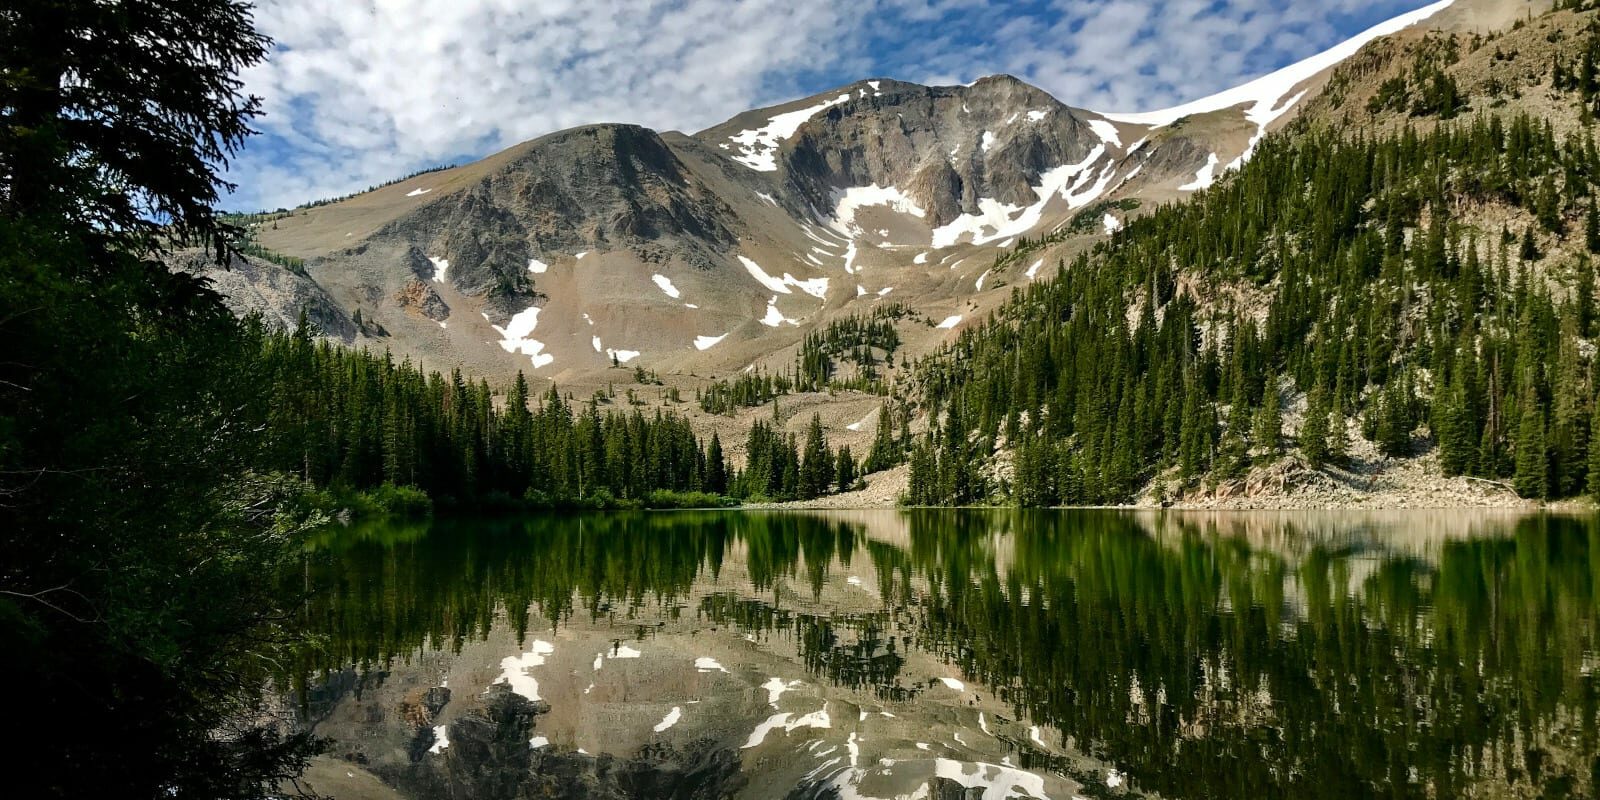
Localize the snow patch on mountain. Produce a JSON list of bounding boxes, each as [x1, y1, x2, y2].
[[761, 297, 798, 327], [829, 185, 927, 233], [936, 315, 962, 329], [741, 256, 792, 294], [1104, 214, 1124, 235], [528, 257, 549, 274], [695, 657, 729, 673], [931, 145, 1106, 248], [606, 348, 640, 364], [406, 187, 432, 197], [653, 707, 682, 733], [932, 759, 1048, 800], [694, 334, 727, 351], [1065, 161, 1118, 208], [1101, 0, 1456, 130], [803, 227, 839, 248], [727, 92, 852, 171], [651, 274, 681, 299], [1179, 153, 1221, 191], [494, 641, 556, 700], [842, 240, 859, 275], [847, 409, 876, 431], [739, 256, 828, 298], [429, 256, 449, 283], [491, 306, 554, 369], [1227, 89, 1307, 171], [1087, 119, 1122, 147]]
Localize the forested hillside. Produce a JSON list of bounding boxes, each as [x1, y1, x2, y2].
[[255, 318, 869, 507], [906, 7, 1600, 506]]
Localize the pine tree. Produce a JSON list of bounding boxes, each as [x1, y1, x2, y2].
[[835, 445, 857, 492], [1514, 393, 1549, 499], [1520, 226, 1541, 261], [799, 414, 833, 499], [1176, 374, 1216, 482], [1376, 380, 1413, 458], [1217, 394, 1252, 480], [705, 433, 727, 495], [1587, 198, 1600, 253], [863, 404, 902, 472], [1588, 396, 1600, 502], [1301, 385, 1331, 468], [1328, 398, 1351, 467], [1253, 379, 1282, 461]]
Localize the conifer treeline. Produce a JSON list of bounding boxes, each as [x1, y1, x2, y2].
[[908, 110, 1600, 505], [257, 320, 863, 505]]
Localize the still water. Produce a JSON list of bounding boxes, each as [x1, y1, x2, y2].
[[285, 510, 1600, 800]]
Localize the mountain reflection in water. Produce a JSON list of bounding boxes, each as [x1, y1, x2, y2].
[[283, 510, 1600, 800]]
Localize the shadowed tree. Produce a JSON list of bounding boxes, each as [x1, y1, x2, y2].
[[0, 2, 326, 799]]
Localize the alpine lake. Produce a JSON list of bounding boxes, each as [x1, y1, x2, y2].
[[282, 510, 1600, 800]]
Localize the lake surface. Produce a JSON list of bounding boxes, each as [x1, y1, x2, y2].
[[284, 510, 1600, 800]]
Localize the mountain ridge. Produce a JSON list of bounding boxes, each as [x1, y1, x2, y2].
[[196, 1, 1511, 433]]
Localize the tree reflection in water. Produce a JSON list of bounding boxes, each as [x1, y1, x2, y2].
[[291, 510, 1600, 799]]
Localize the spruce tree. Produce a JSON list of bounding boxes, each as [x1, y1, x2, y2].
[[1328, 399, 1351, 467], [799, 414, 833, 499], [1376, 381, 1413, 458], [835, 445, 857, 492], [1514, 395, 1549, 499], [1587, 198, 1600, 253], [1217, 395, 1252, 480], [1520, 226, 1541, 261], [1253, 379, 1282, 461], [1588, 396, 1600, 502], [1301, 385, 1331, 468], [705, 433, 727, 495]]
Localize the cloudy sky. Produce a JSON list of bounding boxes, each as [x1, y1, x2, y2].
[[229, 0, 1438, 211]]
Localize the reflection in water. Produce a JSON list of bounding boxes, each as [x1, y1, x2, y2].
[[287, 511, 1600, 799]]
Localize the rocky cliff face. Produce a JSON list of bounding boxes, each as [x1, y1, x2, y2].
[[172, 250, 359, 342], [699, 76, 1106, 229], [748, 76, 1100, 227], [345, 124, 744, 324]]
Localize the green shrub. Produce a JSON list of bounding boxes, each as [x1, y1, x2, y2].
[[643, 490, 738, 509]]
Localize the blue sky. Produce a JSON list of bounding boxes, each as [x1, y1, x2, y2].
[[229, 0, 1441, 212]]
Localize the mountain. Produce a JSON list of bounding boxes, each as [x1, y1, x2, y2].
[[905, 0, 1600, 508], [211, 0, 1487, 389], [189, 0, 1594, 508]]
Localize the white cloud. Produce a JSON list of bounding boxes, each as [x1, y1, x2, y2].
[[230, 0, 1434, 210]]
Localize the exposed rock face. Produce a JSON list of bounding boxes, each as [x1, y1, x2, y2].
[[363, 124, 742, 324], [526, 741, 746, 800], [373, 685, 747, 800], [784, 77, 1099, 227], [420, 688, 546, 799], [396, 279, 450, 322], [171, 250, 359, 342]]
